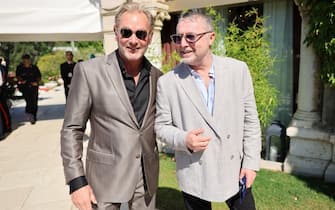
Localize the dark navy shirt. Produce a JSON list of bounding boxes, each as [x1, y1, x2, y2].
[[117, 50, 151, 127]]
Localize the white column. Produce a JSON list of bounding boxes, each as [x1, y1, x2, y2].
[[141, 1, 170, 68], [101, 0, 126, 54], [291, 13, 320, 128], [284, 2, 332, 179]]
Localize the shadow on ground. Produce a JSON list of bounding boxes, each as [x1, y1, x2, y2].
[[10, 104, 65, 130], [297, 175, 335, 201], [157, 187, 185, 210], [37, 104, 65, 121]]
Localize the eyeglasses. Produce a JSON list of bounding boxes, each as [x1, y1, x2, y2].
[[119, 28, 148, 40], [170, 31, 213, 44]]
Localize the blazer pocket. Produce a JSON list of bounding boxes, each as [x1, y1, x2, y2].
[[87, 149, 115, 165]]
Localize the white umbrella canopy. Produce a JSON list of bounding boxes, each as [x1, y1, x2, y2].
[[0, 0, 103, 41]]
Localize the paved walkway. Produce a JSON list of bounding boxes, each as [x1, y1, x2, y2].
[[0, 87, 74, 210], [0, 86, 74, 210], [0, 87, 130, 210]]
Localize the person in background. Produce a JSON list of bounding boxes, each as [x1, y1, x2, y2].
[[0, 57, 11, 136], [61, 2, 162, 210], [0, 57, 6, 87], [0, 57, 8, 83], [0, 59, 11, 136], [155, 9, 261, 210], [0, 62, 3, 86], [16, 54, 41, 124], [60, 51, 76, 99]]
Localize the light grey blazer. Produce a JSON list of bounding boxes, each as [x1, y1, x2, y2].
[[155, 55, 261, 202], [61, 51, 162, 202]]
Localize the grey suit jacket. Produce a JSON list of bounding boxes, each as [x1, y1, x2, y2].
[[61, 51, 162, 202], [155, 55, 261, 202]]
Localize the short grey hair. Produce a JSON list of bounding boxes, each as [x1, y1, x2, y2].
[[114, 2, 154, 31], [178, 9, 214, 31]]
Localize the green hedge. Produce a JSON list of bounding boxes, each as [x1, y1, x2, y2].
[[37, 50, 64, 84], [222, 8, 278, 129]]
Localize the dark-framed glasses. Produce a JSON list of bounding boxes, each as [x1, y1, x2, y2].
[[170, 31, 213, 44], [119, 28, 148, 40]]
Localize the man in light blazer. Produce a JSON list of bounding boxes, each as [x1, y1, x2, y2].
[[155, 9, 261, 210], [61, 3, 162, 210]]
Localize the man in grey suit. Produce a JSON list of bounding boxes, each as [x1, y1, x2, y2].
[[61, 3, 162, 210], [155, 9, 261, 210]]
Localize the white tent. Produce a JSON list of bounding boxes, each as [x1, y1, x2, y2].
[[0, 0, 103, 41]]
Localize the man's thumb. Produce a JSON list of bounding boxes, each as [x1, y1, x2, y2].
[[89, 187, 97, 204], [239, 169, 246, 179], [192, 128, 204, 135]]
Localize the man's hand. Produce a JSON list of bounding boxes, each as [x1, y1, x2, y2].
[[185, 128, 211, 152], [71, 185, 97, 210], [240, 168, 257, 188]]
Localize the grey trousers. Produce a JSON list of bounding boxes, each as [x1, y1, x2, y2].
[[93, 164, 156, 210]]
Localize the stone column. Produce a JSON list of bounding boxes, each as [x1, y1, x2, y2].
[[134, 0, 170, 68], [291, 10, 320, 128], [284, 2, 332, 179], [101, 0, 126, 54]]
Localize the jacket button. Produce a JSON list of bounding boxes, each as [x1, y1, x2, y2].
[[227, 134, 231, 139], [230, 155, 234, 160], [199, 160, 203, 165], [136, 154, 141, 159]]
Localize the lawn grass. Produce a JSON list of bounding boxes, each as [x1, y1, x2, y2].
[[157, 153, 335, 210]]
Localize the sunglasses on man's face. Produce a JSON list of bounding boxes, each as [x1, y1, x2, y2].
[[170, 31, 213, 44], [119, 28, 148, 41]]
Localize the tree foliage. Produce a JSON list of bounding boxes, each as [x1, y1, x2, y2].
[[0, 42, 55, 71], [209, 7, 279, 129], [161, 50, 181, 74], [37, 42, 104, 84], [205, 7, 225, 56], [75, 41, 104, 52], [37, 50, 64, 83], [0, 41, 105, 83], [295, 0, 335, 86]]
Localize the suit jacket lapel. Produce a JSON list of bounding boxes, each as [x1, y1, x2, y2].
[[174, 63, 221, 139], [106, 52, 139, 128], [141, 68, 154, 129], [212, 55, 228, 138]]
